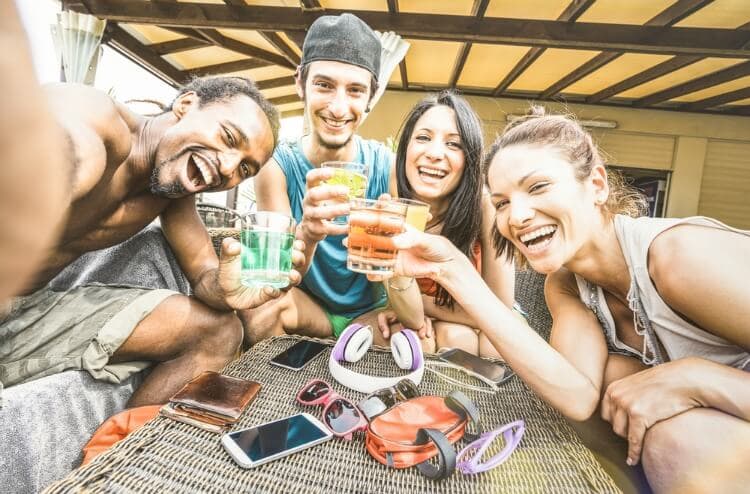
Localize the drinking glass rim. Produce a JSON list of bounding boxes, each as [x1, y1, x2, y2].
[[240, 211, 295, 229], [349, 198, 408, 212], [395, 197, 429, 208], [321, 160, 369, 171]]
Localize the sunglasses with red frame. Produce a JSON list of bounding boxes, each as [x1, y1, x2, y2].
[[296, 379, 368, 440]]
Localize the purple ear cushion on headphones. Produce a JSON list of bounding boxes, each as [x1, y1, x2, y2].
[[400, 329, 423, 370], [331, 323, 365, 361]]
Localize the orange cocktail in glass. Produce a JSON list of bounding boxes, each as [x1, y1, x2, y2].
[[347, 199, 408, 275]]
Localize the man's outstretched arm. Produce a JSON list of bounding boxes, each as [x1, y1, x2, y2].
[[0, 2, 70, 301]]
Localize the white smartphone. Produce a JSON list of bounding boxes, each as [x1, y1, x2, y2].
[[269, 340, 328, 371], [221, 413, 333, 468]]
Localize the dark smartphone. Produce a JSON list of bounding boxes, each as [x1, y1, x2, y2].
[[438, 348, 513, 385], [269, 340, 328, 371]]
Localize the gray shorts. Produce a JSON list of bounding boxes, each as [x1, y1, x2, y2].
[[0, 284, 178, 404]]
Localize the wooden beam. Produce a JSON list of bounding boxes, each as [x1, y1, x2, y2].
[[540, 0, 715, 99], [491, 0, 595, 96], [185, 58, 271, 78], [386, 0, 408, 90], [106, 24, 184, 86], [259, 31, 301, 66], [719, 104, 750, 116], [283, 31, 306, 51], [201, 29, 295, 68], [635, 60, 750, 107], [492, 47, 543, 96], [68, 2, 750, 58], [557, 0, 596, 23], [448, 0, 489, 88], [540, 52, 622, 99], [646, 0, 714, 27], [281, 108, 305, 118], [269, 94, 301, 106], [256, 76, 295, 90], [586, 55, 702, 103], [150, 37, 207, 55], [681, 86, 750, 111]]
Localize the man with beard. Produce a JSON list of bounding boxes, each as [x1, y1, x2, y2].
[[246, 14, 395, 343], [0, 76, 303, 406]]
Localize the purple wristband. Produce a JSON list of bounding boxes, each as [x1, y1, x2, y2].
[[456, 420, 525, 475]]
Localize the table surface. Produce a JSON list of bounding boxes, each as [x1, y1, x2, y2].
[[45, 335, 621, 493]]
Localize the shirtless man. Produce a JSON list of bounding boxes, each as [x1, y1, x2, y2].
[[0, 76, 302, 406]]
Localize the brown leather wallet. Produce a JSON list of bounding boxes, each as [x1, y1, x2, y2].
[[168, 371, 261, 422]]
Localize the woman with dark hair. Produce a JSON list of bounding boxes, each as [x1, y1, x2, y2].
[[388, 106, 750, 493], [377, 91, 516, 356]]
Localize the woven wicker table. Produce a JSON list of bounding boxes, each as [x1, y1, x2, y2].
[[45, 335, 620, 493]]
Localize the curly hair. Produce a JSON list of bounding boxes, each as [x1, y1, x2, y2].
[[486, 105, 647, 266], [172, 76, 280, 147]]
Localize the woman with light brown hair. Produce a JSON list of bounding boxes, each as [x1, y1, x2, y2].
[[388, 106, 750, 493]]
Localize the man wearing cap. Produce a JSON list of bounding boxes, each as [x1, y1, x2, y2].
[[245, 13, 395, 343]]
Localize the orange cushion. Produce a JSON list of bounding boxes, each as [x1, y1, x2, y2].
[[81, 405, 162, 466]]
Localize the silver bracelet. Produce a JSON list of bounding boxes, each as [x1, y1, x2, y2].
[[388, 277, 415, 291]]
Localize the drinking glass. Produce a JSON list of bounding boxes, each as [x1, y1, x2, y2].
[[347, 198, 408, 275], [397, 198, 430, 232], [321, 161, 369, 225], [240, 212, 295, 289]]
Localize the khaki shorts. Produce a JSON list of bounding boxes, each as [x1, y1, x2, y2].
[[0, 284, 178, 405]]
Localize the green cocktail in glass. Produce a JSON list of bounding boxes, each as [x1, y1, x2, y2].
[[240, 212, 296, 289]]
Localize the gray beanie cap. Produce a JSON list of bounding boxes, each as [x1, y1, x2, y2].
[[302, 14, 381, 81]]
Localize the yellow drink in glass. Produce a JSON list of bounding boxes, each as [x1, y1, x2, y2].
[[326, 167, 367, 199], [321, 161, 370, 225], [398, 198, 430, 232]]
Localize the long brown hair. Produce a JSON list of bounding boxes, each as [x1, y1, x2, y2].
[[486, 106, 647, 265]]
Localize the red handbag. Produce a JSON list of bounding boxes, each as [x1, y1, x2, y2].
[[365, 391, 481, 480]]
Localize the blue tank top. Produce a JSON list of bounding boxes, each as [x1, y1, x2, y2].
[[274, 136, 392, 318]]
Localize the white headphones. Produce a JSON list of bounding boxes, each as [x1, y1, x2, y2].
[[328, 323, 424, 394]]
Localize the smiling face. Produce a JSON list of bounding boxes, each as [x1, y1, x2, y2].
[[404, 105, 466, 204], [298, 60, 372, 150], [487, 144, 608, 273], [150, 92, 274, 198]]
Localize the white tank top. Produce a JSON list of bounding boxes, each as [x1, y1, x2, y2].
[[575, 215, 750, 370]]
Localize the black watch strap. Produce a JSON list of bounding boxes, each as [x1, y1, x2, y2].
[[415, 428, 456, 481], [445, 390, 483, 442]]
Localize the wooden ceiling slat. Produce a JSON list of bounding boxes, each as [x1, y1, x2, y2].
[[647, 0, 715, 27], [682, 86, 750, 111], [269, 94, 301, 106], [204, 29, 295, 68], [541, 0, 715, 99], [586, 55, 703, 103], [281, 108, 304, 118], [540, 51, 620, 98], [257, 76, 295, 90], [151, 37, 208, 55], [635, 60, 750, 107], [106, 24, 184, 86], [491, 0, 595, 96], [185, 58, 272, 78], [386, 0, 408, 90], [448, 0, 490, 88], [558, 0, 596, 23], [68, 2, 750, 58], [259, 31, 301, 66]]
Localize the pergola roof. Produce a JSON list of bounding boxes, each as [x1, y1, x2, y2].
[[63, 0, 750, 118]]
